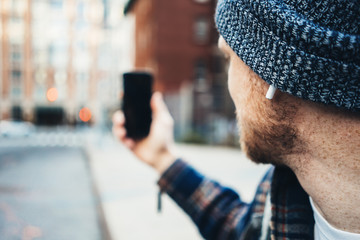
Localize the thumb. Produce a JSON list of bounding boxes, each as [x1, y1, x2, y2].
[[151, 92, 167, 115], [151, 92, 173, 122]]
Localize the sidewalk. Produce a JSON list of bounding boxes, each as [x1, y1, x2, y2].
[[85, 131, 270, 240]]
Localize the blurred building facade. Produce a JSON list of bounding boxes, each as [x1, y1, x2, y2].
[[124, 0, 236, 144], [0, 0, 134, 126]]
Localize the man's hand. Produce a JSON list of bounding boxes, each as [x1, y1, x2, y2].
[[112, 92, 177, 175]]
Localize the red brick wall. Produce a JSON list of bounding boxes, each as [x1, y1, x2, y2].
[[133, 0, 153, 66], [132, 0, 217, 93]]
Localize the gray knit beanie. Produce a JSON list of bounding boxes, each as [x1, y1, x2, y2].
[[215, 0, 360, 112]]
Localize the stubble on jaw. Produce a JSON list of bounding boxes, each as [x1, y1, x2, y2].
[[237, 71, 306, 166]]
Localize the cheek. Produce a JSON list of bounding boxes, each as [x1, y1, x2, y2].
[[227, 59, 253, 119], [227, 63, 236, 100], [228, 62, 243, 108]]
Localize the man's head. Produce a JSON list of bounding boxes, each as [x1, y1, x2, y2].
[[219, 37, 305, 165], [216, 0, 360, 166], [219, 36, 360, 167]]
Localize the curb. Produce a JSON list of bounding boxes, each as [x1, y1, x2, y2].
[[81, 146, 113, 240]]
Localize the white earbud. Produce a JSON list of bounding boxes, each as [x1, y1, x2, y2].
[[266, 85, 276, 100]]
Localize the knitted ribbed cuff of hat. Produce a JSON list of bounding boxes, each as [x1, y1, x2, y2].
[[215, 0, 360, 112]]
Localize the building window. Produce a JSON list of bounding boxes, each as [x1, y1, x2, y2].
[[194, 17, 210, 44], [11, 52, 22, 62], [11, 69, 22, 100], [10, 16, 22, 24], [10, 45, 22, 67], [194, 59, 208, 92], [12, 70, 22, 79], [11, 87, 22, 99], [50, 0, 63, 8]]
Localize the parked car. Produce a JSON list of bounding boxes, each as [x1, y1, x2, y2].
[[0, 120, 35, 138]]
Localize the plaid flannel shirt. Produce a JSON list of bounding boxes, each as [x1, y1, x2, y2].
[[158, 159, 315, 240]]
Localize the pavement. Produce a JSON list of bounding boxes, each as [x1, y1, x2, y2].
[[85, 130, 270, 240]]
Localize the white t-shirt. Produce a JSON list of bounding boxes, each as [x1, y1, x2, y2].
[[309, 197, 360, 240]]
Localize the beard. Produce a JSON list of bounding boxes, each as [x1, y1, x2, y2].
[[236, 92, 305, 166]]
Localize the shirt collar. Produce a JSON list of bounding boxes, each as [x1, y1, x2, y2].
[[270, 166, 315, 239]]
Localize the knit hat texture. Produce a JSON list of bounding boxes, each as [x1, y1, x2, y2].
[[215, 0, 360, 112]]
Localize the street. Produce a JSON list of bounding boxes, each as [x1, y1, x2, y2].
[[0, 137, 102, 240]]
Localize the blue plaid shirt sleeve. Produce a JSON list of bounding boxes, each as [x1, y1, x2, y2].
[[157, 159, 255, 240]]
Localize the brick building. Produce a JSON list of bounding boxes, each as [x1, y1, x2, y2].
[[124, 0, 235, 143]]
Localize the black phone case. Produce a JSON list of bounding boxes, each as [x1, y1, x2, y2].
[[122, 72, 153, 140]]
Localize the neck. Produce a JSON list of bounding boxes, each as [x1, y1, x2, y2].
[[289, 106, 360, 233], [293, 154, 360, 233]]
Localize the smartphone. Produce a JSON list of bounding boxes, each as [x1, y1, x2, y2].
[[122, 71, 153, 140]]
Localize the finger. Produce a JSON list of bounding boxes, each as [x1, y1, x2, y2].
[[112, 111, 125, 125], [123, 138, 135, 149], [113, 127, 127, 140], [150, 92, 174, 127], [151, 92, 171, 118]]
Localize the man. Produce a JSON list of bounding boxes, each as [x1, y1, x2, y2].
[[113, 0, 360, 239]]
